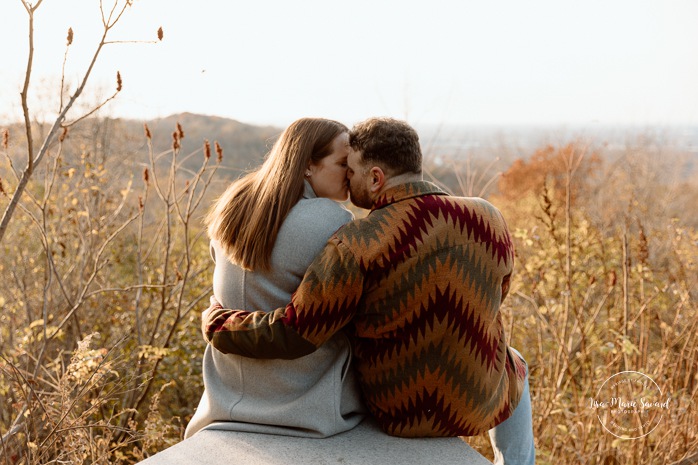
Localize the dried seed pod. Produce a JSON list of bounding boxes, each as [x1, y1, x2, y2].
[[215, 141, 223, 163], [607, 270, 617, 288], [177, 122, 184, 140]]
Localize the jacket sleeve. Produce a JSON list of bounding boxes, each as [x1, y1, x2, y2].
[[202, 237, 364, 359]]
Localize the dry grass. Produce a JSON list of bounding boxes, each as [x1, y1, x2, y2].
[[452, 141, 698, 464], [2, 117, 696, 463]]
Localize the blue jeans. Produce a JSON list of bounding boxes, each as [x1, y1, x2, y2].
[[488, 349, 535, 465]]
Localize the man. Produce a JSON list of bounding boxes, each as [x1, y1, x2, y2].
[[203, 117, 535, 464]]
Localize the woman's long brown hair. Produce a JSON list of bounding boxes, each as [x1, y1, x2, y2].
[[205, 118, 348, 271]]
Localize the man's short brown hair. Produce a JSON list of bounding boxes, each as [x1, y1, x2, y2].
[[349, 117, 422, 175]]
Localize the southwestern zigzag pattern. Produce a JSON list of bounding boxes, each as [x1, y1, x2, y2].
[[203, 181, 527, 437]]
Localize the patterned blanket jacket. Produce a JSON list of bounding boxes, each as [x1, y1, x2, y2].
[[202, 181, 527, 437]]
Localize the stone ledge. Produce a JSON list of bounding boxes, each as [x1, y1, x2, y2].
[[138, 418, 491, 465]]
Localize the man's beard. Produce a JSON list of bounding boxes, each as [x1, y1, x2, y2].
[[349, 183, 372, 210]]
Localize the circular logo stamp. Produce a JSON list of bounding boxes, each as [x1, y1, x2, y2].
[[589, 371, 669, 439]]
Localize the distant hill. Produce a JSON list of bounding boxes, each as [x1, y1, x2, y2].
[[3, 114, 696, 186], [1, 112, 282, 183], [117, 112, 282, 179], [146, 113, 281, 171]]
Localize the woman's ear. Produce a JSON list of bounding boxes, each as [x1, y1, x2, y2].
[[369, 166, 385, 193]]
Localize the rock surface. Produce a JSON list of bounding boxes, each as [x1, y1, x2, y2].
[[138, 418, 491, 465]]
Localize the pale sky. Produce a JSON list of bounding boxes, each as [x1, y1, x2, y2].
[[1, 0, 697, 128]]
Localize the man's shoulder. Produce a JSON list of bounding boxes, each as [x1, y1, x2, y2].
[[446, 195, 502, 213], [352, 194, 507, 237], [331, 210, 389, 253], [406, 191, 503, 218]]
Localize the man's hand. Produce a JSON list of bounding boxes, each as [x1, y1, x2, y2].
[[200, 296, 317, 360], [201, 295, 223, 337]]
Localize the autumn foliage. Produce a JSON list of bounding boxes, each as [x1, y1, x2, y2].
[[459, 139, 698, 465]]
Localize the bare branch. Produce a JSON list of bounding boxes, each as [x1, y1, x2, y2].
[[145, 137, 168, 202], [20, 5, 36, 175], [2, 128, 21, 182], [107, 1, 132, 29], [63, 90, 119, 128], [59, 28, 72, 112], [103, 39, 159, 45], [189, 162, 221, 215], [0, 0, 143, 244], [474, 156, 501, 196], [0, 353, 52, 445], [477, 171, 502, 199], [181, 285, 213, 319], [42, 212, 139, 345], [84, 283, 173, 299]]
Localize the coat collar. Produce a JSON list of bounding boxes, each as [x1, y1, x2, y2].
[[371, 181, 447, 211], [302, 180, 317, 199]]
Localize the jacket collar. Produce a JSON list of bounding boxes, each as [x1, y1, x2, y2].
[[302, 180, 317, 199], [372, 181, 447, 211]]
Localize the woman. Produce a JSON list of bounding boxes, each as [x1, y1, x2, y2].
[[185, 118, 365, 439]]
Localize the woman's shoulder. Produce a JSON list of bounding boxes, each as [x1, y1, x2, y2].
[[279, 198, 353, 242], [270, 199, 353, 269], [296, 197, 353, 224]]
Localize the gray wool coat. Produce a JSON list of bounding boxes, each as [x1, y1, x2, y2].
[[185, 182, 365, 438]]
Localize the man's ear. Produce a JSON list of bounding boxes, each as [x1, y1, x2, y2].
[[369, 166, 386, 193]]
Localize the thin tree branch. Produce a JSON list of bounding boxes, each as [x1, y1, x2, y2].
[[0, 0, 133, 244], [63, 91, 119, 128]]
